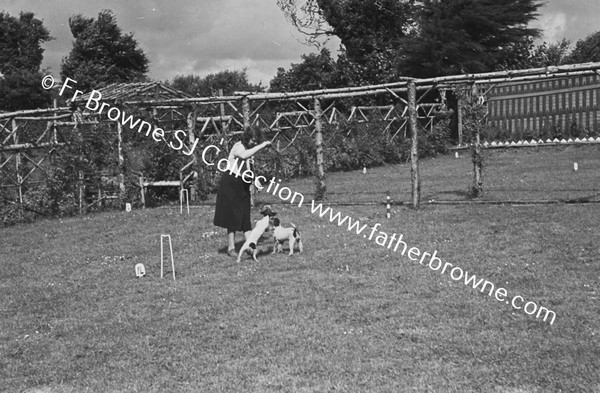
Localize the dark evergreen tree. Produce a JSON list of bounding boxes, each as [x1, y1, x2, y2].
[[0, 11, 52, 110], [278, 0, 543, 80], [402, 0, 542, 77], [61, 9, 149, 91]]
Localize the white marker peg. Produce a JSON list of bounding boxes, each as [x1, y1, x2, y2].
[[135, 263, 146, 278], [363, 167, 367, 174], [160, 234, 176, 281], [386, 191, 391, 219], [574, 162, 578, 171], [455, 152, 459, 158], [180, 189, 189, 215]]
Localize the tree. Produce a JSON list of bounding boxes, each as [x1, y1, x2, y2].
[[531, 39, 572, 67], [402, 0, 542, 77], [0, 11, 52, 110], [269, 48, 343, 92], [278, 0, 415, 83], [567, 31, 600, 64], [0, 71, 52, 111], [61, 9, 149, 91], [496, 37, 571, 70], [168, 69, 263, 97], [278, 0, 542, 80]]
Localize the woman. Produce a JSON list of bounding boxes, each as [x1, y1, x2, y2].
[[213, 126, 271, 257]]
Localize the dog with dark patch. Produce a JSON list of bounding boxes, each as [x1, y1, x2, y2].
[[271, 217, 303, 256], [236, 206, 277, 263]]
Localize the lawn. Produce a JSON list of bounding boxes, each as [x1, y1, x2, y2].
[[1, 145, 599, 392], [253, 144, 600, 205]]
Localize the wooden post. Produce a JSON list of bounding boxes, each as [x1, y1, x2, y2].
[[242, 96, 255, 207], [242, 96, 251, 130], [187, 106, 200, 200], [117, 120, 125, 202], [457, 93, 464, 146], [79, 170, 84, 214], [314, 96, 326, 200], [139, 174, 146, 208], [408, 81, 420, 209], [52, 99, 58, 144], [471, 83, 483, 198], [12, 118, 23, 206], [219, 89, 227, 134]]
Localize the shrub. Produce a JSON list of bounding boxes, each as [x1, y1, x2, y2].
[[2, 114, 452, 225]]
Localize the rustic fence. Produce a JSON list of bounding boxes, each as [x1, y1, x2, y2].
[[2, 62, 600, 221]]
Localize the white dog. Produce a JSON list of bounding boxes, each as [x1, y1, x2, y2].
[[272, 217, 303, 255], [236, 206, 276, 263]]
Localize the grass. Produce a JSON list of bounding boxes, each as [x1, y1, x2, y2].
[[248, 144, 600, 205], [1, 145, 600, 392]]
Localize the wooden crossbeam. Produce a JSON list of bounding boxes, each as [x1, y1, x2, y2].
[[0, 119, 10, 134], [0, 154, 14, 177], [0, 142, 67, 152], [197, 115, 232, 122], [250, 101, 266, 119], [227, 101, 243, 119], [390, 119, 408, 140], [15, 114, 71, 121], [35, 122, 52, 145], [143, 180, 180, 187], [1, 122, 17, 146], [20, 152, 48, 183], [296, 101, 310, 112]]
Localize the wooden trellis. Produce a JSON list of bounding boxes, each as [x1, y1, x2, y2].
[[2, 62, 600, 214], [0, 105, 70, 205]]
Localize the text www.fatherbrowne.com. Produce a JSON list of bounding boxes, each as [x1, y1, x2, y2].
[[308, 201, 556, 325]]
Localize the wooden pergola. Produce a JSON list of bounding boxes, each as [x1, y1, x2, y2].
[[1, 62, 600, 213]]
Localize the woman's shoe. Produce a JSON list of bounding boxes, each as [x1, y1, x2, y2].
[[227, 249, 238, 258]]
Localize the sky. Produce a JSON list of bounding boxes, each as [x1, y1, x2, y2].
[[2, 0, 599, 86]]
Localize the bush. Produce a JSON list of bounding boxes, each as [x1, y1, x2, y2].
[[2, 114, 452, 225], [321, 119, 449, 171]]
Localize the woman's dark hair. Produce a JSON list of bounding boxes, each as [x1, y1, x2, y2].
[[241, 126, 264, 147]]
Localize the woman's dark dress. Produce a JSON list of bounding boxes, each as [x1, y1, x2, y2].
[[213, 171, 252, 232]]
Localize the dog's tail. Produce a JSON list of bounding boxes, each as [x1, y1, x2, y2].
[[290, 223, 300, 237]]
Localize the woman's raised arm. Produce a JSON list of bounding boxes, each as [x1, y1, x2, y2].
[[234, 140, 271, 160]]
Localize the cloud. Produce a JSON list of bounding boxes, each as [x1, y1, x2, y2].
[[533, 12, 568, 43], [136, 0, 328, 84], [531, 1, 600, 45]]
